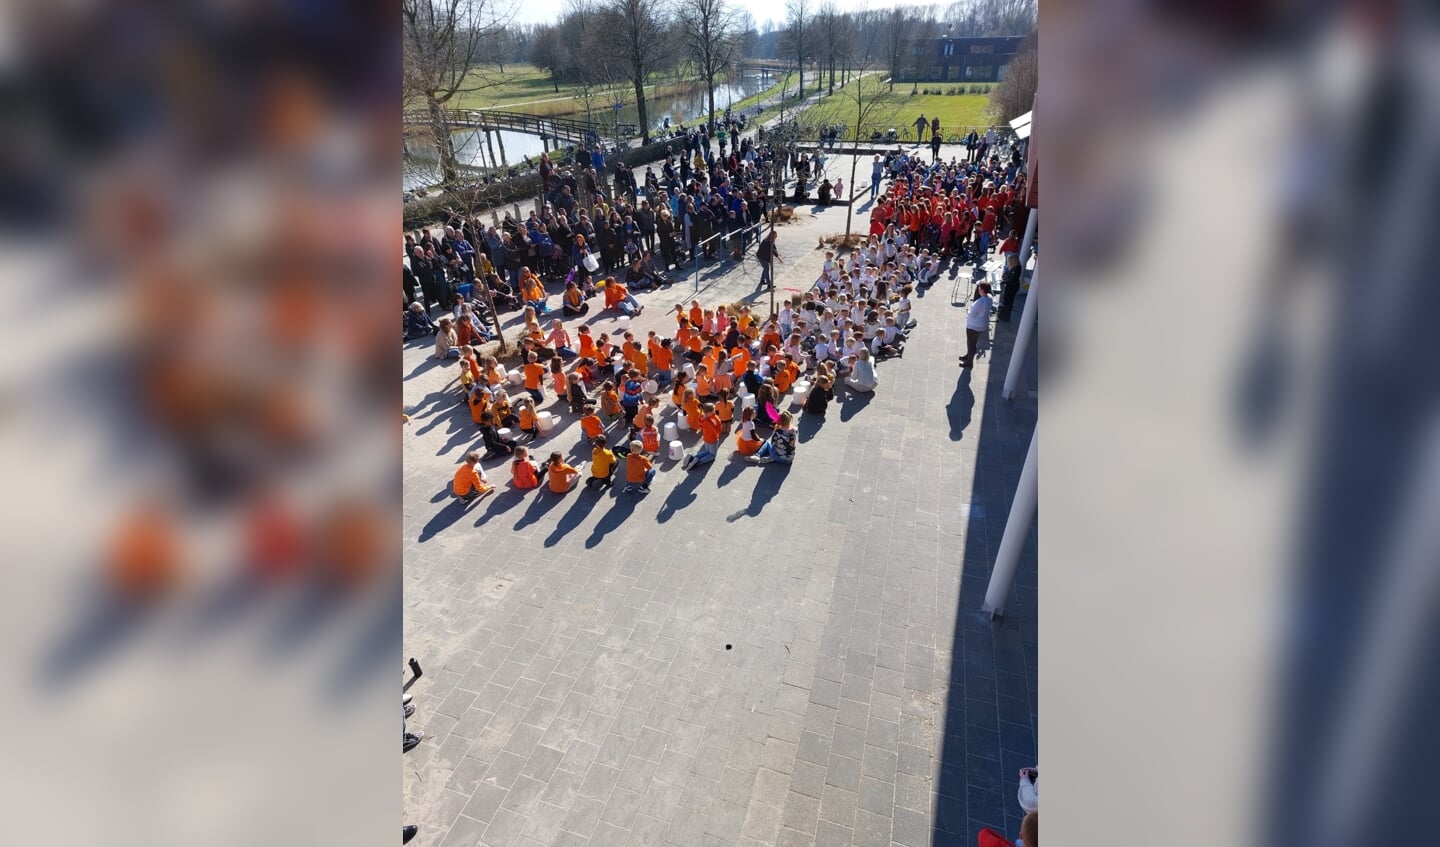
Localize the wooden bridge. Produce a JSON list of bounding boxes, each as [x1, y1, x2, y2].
[[402, 108, 638, 145]]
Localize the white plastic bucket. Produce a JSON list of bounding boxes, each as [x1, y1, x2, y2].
[[506, 369, 523, 385], [497, 428, 513, 440], [662, 421, 679, 442], [741, 394, 756, 410], [667, 440, 684, 461], [682, 362, 697, 380], [677, 415, 691, 431], [643, 379, 659, 395], [792, 382, 811, 405], [618, 316, 630, 331], [536, 412, 557, 435]]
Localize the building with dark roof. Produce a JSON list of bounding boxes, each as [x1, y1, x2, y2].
[[899, 34, 1031, 83]]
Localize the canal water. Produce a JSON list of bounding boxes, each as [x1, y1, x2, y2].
[[405, 72, 779, 191]]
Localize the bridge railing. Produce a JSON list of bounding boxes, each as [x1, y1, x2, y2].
[[403, 108, 639, 143]]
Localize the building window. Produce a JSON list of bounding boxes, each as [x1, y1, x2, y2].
[[944, 42, 954, 56], [971, 44, 993, 54]]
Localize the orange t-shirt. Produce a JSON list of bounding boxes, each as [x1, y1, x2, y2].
[[581, 413, 604, 439], [453, 464, 485, 496], [715, 399, 734, 424], [468, 390, 489, 424], [684, 397, 703, 429], [551, 371, 568, 395], [547, 462, 578, 493], [688, 305, 703, 327], [579, 334, 597, 358], [625, 452, 653, 483], [652, 344, 673, 371], [696, 372, 713, 397], [523, 362, 545, 390], [600, 390, 621, 416], [519, 406, 537, 430], [713, 372, 733, 395], [641, 427, 660, 453], [699, 414, 722, 445], [512, 459, 540, 489]]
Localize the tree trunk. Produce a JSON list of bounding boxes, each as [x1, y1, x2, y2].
[[844, 136, 860, 241], [707, 67, 716, 132], [634, 77, 650, 144], [428, 95, 460, 186], [552, 74, 559, 93]]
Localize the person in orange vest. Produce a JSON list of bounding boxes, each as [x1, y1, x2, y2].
[[543, 452, 581, 493]]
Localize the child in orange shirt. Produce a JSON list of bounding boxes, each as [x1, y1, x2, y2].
[[735, 407, 763, 456], [714, 395, 734, 434], [695, 365, 714, 401], [681, 404, 723, 470], [623, 441, 655, 493], [544, 452, 580, 493], [586, 436, 618, 489], [579, 403, 605, 441], [522, 352, 546, 402], [451, 450, 495, 501], [682, 389, 703, 431], [515, 397, 540, 440], [652, 338, 675, 388], [598, 381, 622, 421], [688, 300, 704, 328], [640, 415, 661, 454], [577, 325, 597, 359], [511, 446, 543, 489], [467, 384, 490, 425], [670, 373, 690, 409]]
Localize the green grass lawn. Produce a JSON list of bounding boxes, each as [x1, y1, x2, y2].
[[798, 76, 998, 141], [447, 64, 695, 116]]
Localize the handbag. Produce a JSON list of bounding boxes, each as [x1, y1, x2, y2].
[[582, 253, 599, 272]]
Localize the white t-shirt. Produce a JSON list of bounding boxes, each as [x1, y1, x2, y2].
[[966, 295, 993, 331]]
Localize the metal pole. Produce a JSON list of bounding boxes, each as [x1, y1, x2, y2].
[[1001, 257, 1038, 401], [982, 427, 1037, 618]]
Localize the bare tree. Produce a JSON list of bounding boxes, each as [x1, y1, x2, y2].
[[781, 0, 812, 99], [529, 25, 568, 92], [988, 32, 1035, 122], [837, 63, 900, 241], [880, 7, 908, 91], [681, 0, 743, 131], [946, 0, 1036, 37], [907, 10, 940, 94], [402, 0, 514, 186], [605, 0, 671, 144]]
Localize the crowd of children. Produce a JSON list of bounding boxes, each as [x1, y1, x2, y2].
[[438, 232, 928, 502]]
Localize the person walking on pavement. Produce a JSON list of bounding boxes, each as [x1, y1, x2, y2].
[[913, 113, 929, 144], [960, 282, 993, 368], [870, 154, 884, 200], [757, 230, 783, 289]]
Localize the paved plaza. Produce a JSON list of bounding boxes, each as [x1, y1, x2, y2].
[[403, 166, 1038, 847]]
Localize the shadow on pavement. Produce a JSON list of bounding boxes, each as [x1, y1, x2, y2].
[[544, 484, 608, 547], [724, 463, 790, 521], [838, 390, 874, 422], [584, 491, 641, 549], [655, 458, 714, 523], [472, 487, 527, 528], [796, 412, 826, 444], [513, 486, 568, 531], [945, 370, 976, 442], [418, 496, 483, 542]]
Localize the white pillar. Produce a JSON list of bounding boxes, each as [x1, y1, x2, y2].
[[1002, 258, 1038, 401], [983, 428, 1038, 619], [1017, 208, 1037, 271]]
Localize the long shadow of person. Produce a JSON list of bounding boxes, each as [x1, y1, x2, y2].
[[656, 458, 714, 523], [584, 492, 640, 549], [797, 413, 825, 444], [839, 391, 874, 422], [513, 486, 569, 531], [404, 355, 446, 382], [473, 487, 527, 527], [945, 368, 975, 441], [725, 463, 791, 521], [544, 484, 608, 547], [714, 452, 747, 488], [418, 496, 484, 542]]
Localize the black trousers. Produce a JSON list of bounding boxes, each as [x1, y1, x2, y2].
[[963, 328, 981, 363]]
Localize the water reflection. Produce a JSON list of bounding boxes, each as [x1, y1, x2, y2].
[[404, 73, 777, 191]]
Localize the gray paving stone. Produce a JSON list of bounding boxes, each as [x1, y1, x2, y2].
[[405, 182, 1037, 847]]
